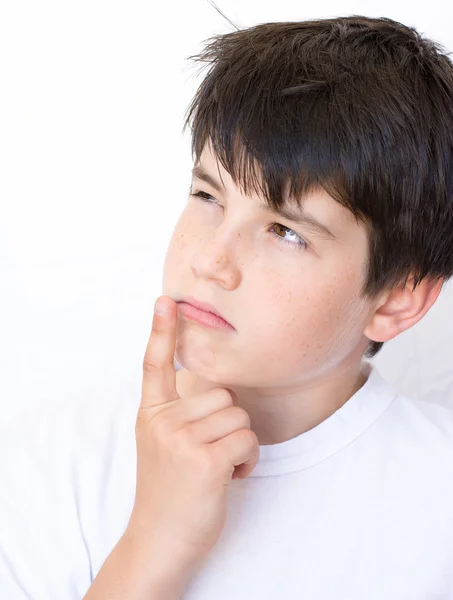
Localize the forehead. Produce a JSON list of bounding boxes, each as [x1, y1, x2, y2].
[[197, 143, 363, 241]]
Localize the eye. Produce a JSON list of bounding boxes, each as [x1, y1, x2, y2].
[[269, 223, 308, 251], [190, 190, 218, 204], [190, 190, 308, 251]]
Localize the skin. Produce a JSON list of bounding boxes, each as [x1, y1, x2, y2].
[[161, 141, 443, 446]]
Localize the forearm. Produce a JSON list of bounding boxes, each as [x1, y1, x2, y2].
[[82, 529, 191, 600]]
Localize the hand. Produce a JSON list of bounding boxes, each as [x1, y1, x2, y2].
[[127, 295, 260, 573]]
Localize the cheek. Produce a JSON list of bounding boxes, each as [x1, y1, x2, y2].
[[308, 275, 369, 365], [308, 266, 365, 338], [163, 214, 194, 271], [247, 268, 365, 363], [239, 285, 317, 365]]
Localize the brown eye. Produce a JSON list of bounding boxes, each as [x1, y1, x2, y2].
[[191, 190, 308, 251], [270, 223, 308, 251]]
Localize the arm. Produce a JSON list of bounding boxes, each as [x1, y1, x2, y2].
[[82, 528, 193, 600]]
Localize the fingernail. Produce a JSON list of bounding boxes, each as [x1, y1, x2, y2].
[[155, 300, 168, 315]]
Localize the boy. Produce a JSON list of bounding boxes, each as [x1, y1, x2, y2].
[[1, 13, 453, 600]]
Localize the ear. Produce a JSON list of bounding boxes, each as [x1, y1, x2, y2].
[[364, 276, 444, 343]]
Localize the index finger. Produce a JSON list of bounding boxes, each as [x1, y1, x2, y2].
[[140, 295, 180, 411]]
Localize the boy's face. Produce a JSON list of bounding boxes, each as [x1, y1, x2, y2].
[[162, 142, 376, 389]]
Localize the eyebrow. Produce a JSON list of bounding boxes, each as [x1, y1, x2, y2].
[[191, 164, 338, 241]]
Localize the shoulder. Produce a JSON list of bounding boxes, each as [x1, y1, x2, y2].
[[0, 381, 140, 596], [0, 379, 140, 509], [394, 391, 453, 437], [366, 365, 453, 450], [0, 379, 139, 458], [382, 389, 453, 475]]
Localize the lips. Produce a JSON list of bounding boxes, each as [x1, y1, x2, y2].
[[177, 302, 234, 331], [179, 295, 231, 326]]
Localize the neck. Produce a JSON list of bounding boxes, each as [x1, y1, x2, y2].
[[176, 361, 370, 446]]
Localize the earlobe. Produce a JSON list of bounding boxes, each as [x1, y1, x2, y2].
[[363, 312, 400, 343], [363, 276, 444, 344]]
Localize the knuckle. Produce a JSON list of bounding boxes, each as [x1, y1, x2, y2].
[[151, 320, 166, 335], [229, 405, 251, 428], [142, 357, 162, 374], [235, 427, 257, 447], [214, 387, 235, 404], [168, 434, 213, 472], [149, 410, 174, 437], [245, 428, 259, 449], [135, 410, 151, 431], [195, 447, 218, 474], [171, 426, 194, 453]]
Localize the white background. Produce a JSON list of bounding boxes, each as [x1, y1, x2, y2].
[[1, 0, 452, 430]]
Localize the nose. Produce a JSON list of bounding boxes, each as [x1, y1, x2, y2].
[[190, 232, 241, 289]]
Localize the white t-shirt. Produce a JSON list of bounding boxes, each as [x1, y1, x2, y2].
[[1, 361, 453, 599]]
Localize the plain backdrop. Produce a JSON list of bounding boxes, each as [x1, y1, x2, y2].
[[1, 0, 452, 431]]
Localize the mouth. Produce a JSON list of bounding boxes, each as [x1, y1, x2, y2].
[[177, 296, 235, 331]]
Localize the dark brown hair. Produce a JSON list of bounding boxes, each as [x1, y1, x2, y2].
[[182, 15, 453, 358]]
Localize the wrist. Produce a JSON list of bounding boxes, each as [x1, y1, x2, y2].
[[120, 526, 196, 592]]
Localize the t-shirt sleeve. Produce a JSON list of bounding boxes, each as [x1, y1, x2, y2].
[[0, 397, 95, 599], [0, 378, 140, 599]]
